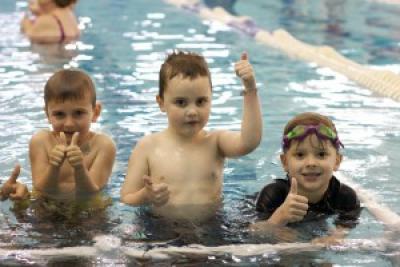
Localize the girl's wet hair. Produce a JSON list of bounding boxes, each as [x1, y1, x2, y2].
[[158, 50, 212, 99], [53, 0, 77, 8], [283, 112, 339, 152], [44, 69, 96, 108]]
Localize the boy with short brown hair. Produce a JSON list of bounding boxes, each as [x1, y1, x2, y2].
[[121, 51, 262, 222], [29, 69, 116, 200]]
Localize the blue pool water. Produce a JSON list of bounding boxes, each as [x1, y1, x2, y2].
[[0, 0, 400, 265]]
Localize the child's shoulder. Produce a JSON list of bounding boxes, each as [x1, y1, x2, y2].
[[30, 129, 52, 142], [90, 132, 115, 149], [135, 131, 164, 147]]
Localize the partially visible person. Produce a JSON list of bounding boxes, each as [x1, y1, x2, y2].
[[21, 0, 80, 43], [252, 112, 361, 245], [0, 164, 30, 201], [203, 0, 237, 14], [29, 69, 116, 202], [121, 51, 262, 223]]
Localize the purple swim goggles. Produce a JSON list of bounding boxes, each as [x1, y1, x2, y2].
[[282, 124, 344, 151]]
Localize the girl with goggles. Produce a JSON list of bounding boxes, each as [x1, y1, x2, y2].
[[252, 112, 360, 246]]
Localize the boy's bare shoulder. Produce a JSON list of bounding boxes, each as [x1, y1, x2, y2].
[[134, 132, 162, 149], [91, 132, 116, 150], [30, 129, 51, 144]]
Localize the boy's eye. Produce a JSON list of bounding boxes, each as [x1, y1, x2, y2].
[[53, 112, 65, 118], [174, 99, 187, 107], [294, 152, 304, 158], [317, 151, 327, 158], [74, 110, 86, 116], [196, 98, 208, 106]]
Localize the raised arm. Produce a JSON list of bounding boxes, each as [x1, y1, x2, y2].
[[67, 133, 116, 195], [217, 52, 262, 157]]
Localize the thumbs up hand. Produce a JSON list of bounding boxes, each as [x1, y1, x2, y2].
[[66, 132, 84, 168], [234, 52, 257, 92], [143, 175, 169, 207], [0, 164, 29, 201], [269, 177, 309, 225], [49, 132, 67, 167]]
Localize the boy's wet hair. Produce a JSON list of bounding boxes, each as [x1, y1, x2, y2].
[[54, 0, 77, 8], [158, 51, 212, 99], [283, 112, 339, 152], [44, 69, 96, 109]]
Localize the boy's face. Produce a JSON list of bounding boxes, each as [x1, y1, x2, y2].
[[157, 75, 211, 137], [280, 134, 342, 198], [46, 95, 100, 144]]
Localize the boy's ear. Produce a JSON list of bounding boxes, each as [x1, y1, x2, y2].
[[156, 95, 165, 112], [92, 102, 102, 122], [334, 153, 343, 171], [280, 154, 289, 172], [44, 107, 49, 120]]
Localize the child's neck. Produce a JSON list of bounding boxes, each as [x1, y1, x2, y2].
[[298, 186, 328, 204], [165, 127, 204, 143]]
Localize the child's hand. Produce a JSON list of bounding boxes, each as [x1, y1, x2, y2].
[[29, 0, 42, 16], [49, 132, 67, 167], [0, 164, 29, 201], [272, 177, 309, 225], [311, 235, 344, 246], [66, 132, 84, 168], [234, 52, 257, 91], [143, 175, 169, 207], [311, 226, 349, 246]]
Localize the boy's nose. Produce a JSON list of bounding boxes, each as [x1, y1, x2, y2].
[[64, 116, 75, 127], [186, 107, 198, 117], [305, 155, 317, 166]]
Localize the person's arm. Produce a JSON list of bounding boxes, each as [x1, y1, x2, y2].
[[311, 225, 350, 246], [66, 133, 116, 195], [120, 137, 169, 206], [30, 131, 66, 195], [217, 52, 262, 157], [21, 15, 61, 43]]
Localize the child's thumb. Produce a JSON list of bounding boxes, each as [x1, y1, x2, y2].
[[59, 132, 67, 146], [290, 177, 298, 194], [70, 132, 80, 146], [143, 175, 153, 187], [8, 164, 20, 184], [240, 51, 248, 61]]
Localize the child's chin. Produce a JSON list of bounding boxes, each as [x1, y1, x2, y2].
[[303, 175, 320, 183]]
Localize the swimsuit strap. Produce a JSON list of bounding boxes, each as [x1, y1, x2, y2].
[[52, 14, 66, 43]]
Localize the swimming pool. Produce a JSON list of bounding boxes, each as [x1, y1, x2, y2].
[[1, 0, 400, 265]]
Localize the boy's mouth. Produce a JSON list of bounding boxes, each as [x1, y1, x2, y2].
[[302, 172, 322, 181], [185, 120, 199, 125]]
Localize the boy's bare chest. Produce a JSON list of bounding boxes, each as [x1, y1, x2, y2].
[[148, 142, 223, 184]]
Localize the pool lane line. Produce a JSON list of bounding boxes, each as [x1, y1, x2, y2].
[[0, 236, 387, 260], [163, 0, 400, 101], [335, 172, 400, 228]]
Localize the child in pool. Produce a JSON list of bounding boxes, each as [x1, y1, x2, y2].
[[21, 0, 80, 43], [253, 112, 361, 245], [121, 51, 262, 222], [29, 69, 116, 201]]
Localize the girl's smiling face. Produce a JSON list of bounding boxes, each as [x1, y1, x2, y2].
[[280, 134, 342, 202]]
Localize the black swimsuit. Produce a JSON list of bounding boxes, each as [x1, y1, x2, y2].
[[255, 176, 361, 227]]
